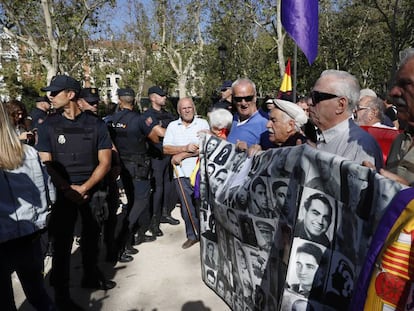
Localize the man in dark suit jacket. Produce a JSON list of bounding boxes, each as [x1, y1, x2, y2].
[[205, 241, 217, 269]]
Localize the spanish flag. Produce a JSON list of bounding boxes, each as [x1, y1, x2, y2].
[[277, 58, 293, 101], [350, 188, 414, 310]]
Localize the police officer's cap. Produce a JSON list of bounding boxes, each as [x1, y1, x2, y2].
[[256, 221, 274, 233], [118, 88, 135, 97], [41, 75, 81, 94], [80, 87, 100, 103], [220, 80, 233, 91], [148, 86, 166, 97], [35, 96, 50, 103]]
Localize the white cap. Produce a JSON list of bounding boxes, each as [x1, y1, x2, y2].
[[272, 99, 308, 127]]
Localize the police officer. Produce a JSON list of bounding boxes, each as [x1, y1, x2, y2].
[[78, 87, 124, 263], [30, 95, 51, 129], [144, 86, 180, 237], [78, 87, 100, 114], [108, 88, 164, 261], [36, 75, 115, 311], [213, 80, 233, 111]]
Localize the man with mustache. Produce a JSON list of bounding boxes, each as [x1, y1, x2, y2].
[[383, 48, 414, 186]]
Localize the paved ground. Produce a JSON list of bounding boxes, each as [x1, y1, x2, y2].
[[14, 208, 231, 311]]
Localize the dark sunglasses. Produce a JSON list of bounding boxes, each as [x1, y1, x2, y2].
[[86, 101, 99, 106], [50, 90, 64, 97], [310, 91, 338, 106], [233, 95, 254, 103]]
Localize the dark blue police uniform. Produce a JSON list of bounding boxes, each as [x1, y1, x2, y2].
[[108, 109, 157, 250], [143, 107, 179, 232], [30, 107, 48, 129], [36, 111, 112, 292]]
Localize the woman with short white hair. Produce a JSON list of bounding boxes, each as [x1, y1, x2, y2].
[[208, 108, 233, 139]]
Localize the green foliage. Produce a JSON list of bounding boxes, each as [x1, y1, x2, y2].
[[2, 0, 414, 108], [1, 60, 21, 99]]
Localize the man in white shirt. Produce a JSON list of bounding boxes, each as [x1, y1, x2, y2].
[[163, 97, 210, 249]]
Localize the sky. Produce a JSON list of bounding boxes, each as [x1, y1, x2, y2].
[[107, 0, 153, 34]]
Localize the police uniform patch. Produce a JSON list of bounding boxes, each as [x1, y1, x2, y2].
[[145, 117, 153, 127], [58, 134, 66, 144]]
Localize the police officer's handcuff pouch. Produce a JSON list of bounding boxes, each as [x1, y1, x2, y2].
[[135, 160, 152, 180]]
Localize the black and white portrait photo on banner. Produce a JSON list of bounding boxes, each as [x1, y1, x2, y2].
[[198, 134, 406, 311]]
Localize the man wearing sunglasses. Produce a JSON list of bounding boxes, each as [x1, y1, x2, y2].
[[36, 75, 116, 310], [309, 70, 383, 170], [78, 87, 100, 114], [227, 78, 272, 150]]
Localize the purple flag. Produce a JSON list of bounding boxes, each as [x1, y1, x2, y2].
[[281, 0, 318, 64]]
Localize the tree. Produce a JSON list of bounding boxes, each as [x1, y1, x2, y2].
[[312, 0, 414, 95], [0, 0, 115, 82], [151, 0, 207, 98], [362, 0, 414, 88], [206, 0, 282, 98]]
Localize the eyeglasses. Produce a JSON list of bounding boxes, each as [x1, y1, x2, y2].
[[233, 95, 254, 103], [310, 91, 339, 106], [356, 106, 370, 112]]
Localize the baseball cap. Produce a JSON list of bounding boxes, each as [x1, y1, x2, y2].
[[79, 87, 100, 103], [220, 80, 233, 91], [35, 96, 50, 103], [117, 88, 135, 97], [148, 86, 166, 96], [41, 75, 81, 94]]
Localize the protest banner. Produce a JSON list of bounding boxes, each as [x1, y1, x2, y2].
[[199, 134, 407, 311]]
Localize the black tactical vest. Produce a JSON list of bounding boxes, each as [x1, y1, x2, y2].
[[48, 113, 98, 183], [109, 110, 151, 179]]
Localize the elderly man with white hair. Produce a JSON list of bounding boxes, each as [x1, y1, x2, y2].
[[248, 99, 308, 155], [357, 88, 395, 128], [310, 70, 383, 170], [267, 99, 308, 146]]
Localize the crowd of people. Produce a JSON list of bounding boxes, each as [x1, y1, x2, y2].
[[2, 46, 414, 310]]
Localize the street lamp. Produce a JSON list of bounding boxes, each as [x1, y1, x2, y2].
[[218, 44, 227, 80]]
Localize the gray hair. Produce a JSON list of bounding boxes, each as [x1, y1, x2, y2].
[[359, 88, 377, 100], [399, 48, 414, 68], [365, 97, 385, 122], [208, 108, 233, 130], [320, 70, 360, 113], [232, 78, 257, 96], [277, 109, 302, 132], [177, 96, 197, 115]]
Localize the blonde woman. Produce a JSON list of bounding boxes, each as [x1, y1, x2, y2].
[[0, 102, 56, 310]]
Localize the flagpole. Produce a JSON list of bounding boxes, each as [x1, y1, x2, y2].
[[293, 44, 297, 103]]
